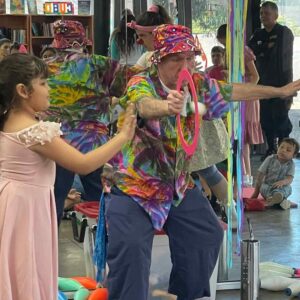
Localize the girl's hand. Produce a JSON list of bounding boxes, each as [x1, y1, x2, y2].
[[120, 103, 137, 141]]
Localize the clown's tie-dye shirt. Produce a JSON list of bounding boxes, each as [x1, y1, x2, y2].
[[112, 65, 232, 230], [45, 54, 141, 153]]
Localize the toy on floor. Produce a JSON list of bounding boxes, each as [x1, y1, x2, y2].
[[88, 288, 109, 300], [260, 262, 300, 297], [260, 261, 300, 276], [58, 277, 108, 300], [58, 290, 67, 300]]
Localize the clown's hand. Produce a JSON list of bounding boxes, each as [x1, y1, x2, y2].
[[279, 79, 300, 99], [167, 90, 185, 115]]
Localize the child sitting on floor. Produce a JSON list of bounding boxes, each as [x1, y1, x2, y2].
[[251, 138, 299, 209]]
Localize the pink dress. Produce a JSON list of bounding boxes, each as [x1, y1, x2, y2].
[[244, 46, 264, 144], [0, 121, 61, 300]]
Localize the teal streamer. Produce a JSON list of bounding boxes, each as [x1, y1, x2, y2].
[[93, 192, 107, 283]]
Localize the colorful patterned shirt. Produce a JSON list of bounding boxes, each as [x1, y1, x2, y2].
[[45, 54, 142, 153], [112, 65, 233, 229]]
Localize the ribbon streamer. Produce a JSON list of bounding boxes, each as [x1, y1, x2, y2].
[[226, 0, 248, 268]]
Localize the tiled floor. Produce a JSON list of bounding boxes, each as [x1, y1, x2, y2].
[[58, 108, 300, 300]]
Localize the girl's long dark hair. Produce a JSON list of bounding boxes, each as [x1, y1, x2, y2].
[[136, 5, 173, 27], [112, 14, 137, 55], [0, 53, 48, 130]]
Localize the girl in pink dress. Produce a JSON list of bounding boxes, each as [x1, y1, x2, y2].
[[243, 46, 264, 180], [0, 53, 136, 300], [217, 24, 264, 181]]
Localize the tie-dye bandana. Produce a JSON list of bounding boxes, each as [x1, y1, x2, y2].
[[152, 24, 201, 63], [51, 20, 93, 50], [111, 65, 233, 229]]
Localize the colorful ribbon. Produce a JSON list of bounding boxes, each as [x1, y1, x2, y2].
[[226, 0, 248, 268]]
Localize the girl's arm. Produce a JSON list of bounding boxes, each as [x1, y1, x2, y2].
[[31, 104, 136, 175], [246, 60, 259, 85]]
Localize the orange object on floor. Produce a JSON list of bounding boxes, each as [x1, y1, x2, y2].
[[88, 287, 108, 300], [71, 277, 97, 290]]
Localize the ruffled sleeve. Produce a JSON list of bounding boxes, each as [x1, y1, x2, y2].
[[17, 121, 62, 147]]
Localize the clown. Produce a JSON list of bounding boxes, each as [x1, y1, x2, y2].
[[104, 24, 300, 300]]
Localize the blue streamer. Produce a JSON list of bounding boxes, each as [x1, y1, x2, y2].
[[93, 191, 108, 283]]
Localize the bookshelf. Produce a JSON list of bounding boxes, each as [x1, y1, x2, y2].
[[0, 14, 94, 56], [0, 15, 29, 46]]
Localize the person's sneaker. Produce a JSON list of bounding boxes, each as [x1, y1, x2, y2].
[[280, 199, 291, 210], [266, 196, 274, 207], [266, 192, 284, 206], [272, 192, 284, 205]]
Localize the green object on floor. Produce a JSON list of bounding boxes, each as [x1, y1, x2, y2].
[[74, 287, 90, 300], [58, 277, 83, 292]]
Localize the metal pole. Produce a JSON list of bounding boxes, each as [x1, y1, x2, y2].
[[240, 219, 260, 300], [240, 239, 260, 300]]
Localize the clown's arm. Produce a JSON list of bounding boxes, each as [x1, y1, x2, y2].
[[119, 76, 185, 118], [231, 79, 300, 101]]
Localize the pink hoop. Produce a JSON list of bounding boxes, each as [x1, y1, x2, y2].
[[176, 69, 200, 156]]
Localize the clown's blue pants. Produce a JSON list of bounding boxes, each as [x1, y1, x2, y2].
[[105, 186, 223, 300]]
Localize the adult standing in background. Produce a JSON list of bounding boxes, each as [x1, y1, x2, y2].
[[248, 1, 294, 159], [128, 4, 173, 68]]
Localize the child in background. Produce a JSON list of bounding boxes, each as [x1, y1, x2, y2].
[[205, 46, 226, 81], [0, 53, 136, 300], [10, 42, 27, 54], [0, 38, 11, 61], [40, 46, 58, 61], [251, 138, 299, 210]]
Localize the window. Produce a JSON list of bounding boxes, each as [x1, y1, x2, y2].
[[191, 0, 227, 68]]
